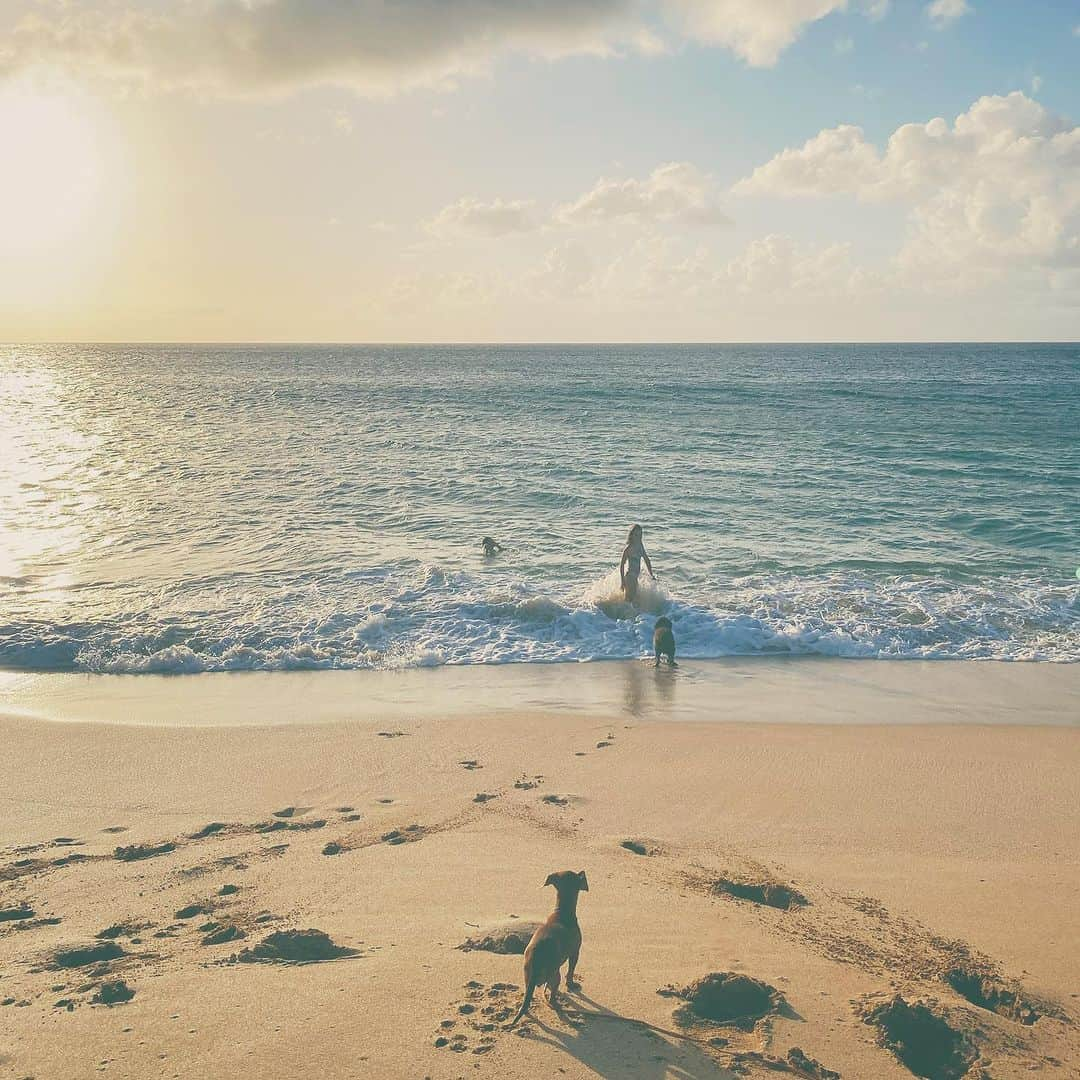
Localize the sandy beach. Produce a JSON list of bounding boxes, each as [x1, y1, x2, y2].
[[1, 660, 1078, 1080]]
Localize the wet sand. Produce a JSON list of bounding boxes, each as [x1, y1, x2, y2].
[[1, 660, 1078, 1078]]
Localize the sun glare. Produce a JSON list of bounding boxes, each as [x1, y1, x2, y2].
[[0, 79, 112, 261]]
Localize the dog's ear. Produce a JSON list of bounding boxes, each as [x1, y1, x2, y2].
[[544, 873, 557, 888], [577, 871, 589, 892]]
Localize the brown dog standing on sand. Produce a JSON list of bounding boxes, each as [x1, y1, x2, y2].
[[508, 870, 588, 1027]]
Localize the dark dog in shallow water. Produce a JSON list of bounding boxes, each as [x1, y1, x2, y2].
[[508, 870, 588, 1027], [653, 616, 676, 667]]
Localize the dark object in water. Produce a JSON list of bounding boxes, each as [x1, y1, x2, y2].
[[653, 616, 676, 666]]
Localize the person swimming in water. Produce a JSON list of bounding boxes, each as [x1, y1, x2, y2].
[[482, 536, 504, 556], [619, 524, 655, 605]]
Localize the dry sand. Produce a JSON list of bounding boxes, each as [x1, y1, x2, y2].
[[1, 660, 1078, 1079]]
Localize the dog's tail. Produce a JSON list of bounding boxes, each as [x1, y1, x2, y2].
[[507, 978, 537, 1028]]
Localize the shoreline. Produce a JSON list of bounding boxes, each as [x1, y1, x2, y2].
[[2, 656, 1078, 729], [2, 661, 1078, 1077]]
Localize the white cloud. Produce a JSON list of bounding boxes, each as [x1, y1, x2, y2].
[[666, 0, 849, 67], [428, 197, 537, 237], [835, 36, 855, 54], [863, 0, 890, 21], [1031, 74, 1043, 94], [531, 242, 594, 297], [557, 162, 729, 227], [0, 0, 899, 96], [330, 109, 353, 135], [926, 0, 972, 28], [735, 92, 1080, 285]]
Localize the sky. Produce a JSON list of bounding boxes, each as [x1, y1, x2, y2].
[[0, 0, 1078, 343]]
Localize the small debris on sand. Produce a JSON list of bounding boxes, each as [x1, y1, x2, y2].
[[96, 923, 146, 941], [202, 925, 245, 946], [114, 842, 176, 862], [322, 842, 343, 856], [712, 877, 807, 911], [93, 981, 135, 1006], [188, 822, 228, 839], [458, 923, 541, 955], [53, 943, 125, 969], [620, 840, 649, 855], [473, 793, 498, 803], [175, 902, 213, 920]]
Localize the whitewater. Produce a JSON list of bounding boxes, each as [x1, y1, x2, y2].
[[1, 343, 1077, 671]]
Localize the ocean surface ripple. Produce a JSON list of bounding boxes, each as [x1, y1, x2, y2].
[[1, 343, 1077, 671]]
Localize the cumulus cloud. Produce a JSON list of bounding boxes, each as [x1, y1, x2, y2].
[[427, 197, 537, 237], [0, 0, 894, 96], [0, 0, 634, 96], [734, 92, 1080, 281], [666, 0, 849, 67], [557, 162, 729, 227], [925, 0, 972, 27]]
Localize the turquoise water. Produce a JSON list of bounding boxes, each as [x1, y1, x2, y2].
[[1, 343, 1077, 670]]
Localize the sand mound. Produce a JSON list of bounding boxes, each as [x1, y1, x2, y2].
[[114, 842, 175, 862], [944, 966, 1046, 1025], [188, 822, 228, 839], [661, 972, 783, 1028], [459, 922, 541, 955], [53, 942, 124, 969], [95, 922, 147, 940], [236, 929, 356, 964], [92, 980, 134, 1006], [862, 996, 977, 1079], [712, 877, 807, 911]]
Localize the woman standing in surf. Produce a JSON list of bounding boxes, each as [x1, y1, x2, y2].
[[620, 524, 655, 605]]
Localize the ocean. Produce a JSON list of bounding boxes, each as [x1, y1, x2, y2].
[[1, 343, 1077, 672]]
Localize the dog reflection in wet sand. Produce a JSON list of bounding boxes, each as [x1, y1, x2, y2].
[[508, 870, 588, 1026]]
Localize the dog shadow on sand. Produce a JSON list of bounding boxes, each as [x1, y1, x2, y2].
[[522, 986, 741, 1080]]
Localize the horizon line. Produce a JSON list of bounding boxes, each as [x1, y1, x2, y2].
[[4, 339, 1079, 348]]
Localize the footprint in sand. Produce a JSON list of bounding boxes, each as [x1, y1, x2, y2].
[[473, 793, 499, 803], [458, 760, 482, 770], [540, 794, 569, 807], [381, 825, 426, 847], [271, 806, 311, 819], [100, 826, 128, 835], [435, 981, 520, 1053], [514, 775, 543, 790], [377, 731, 408, 739]]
